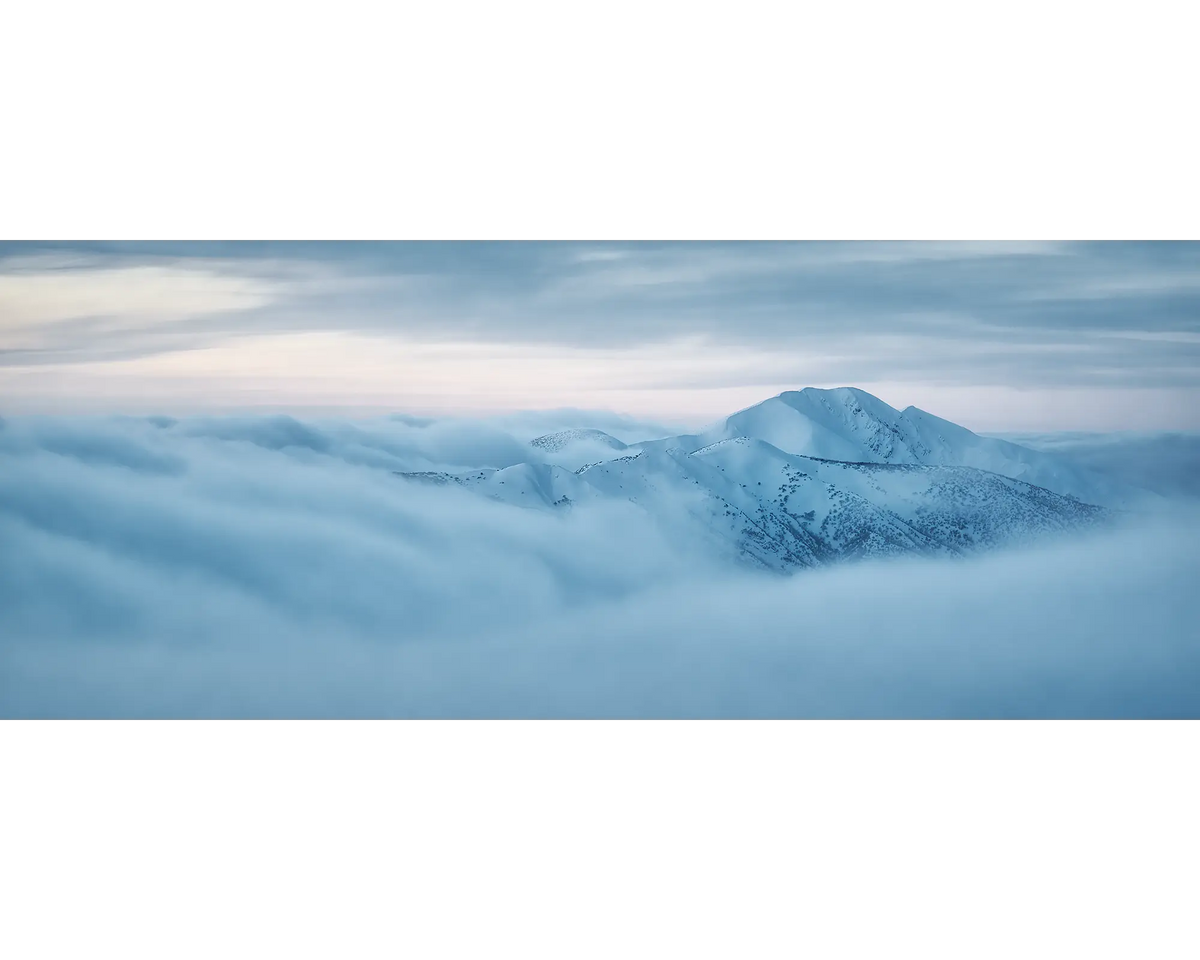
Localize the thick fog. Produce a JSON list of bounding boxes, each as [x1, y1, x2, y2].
[[991, 430, 1200, 501], [1, 414, 1197, 717]]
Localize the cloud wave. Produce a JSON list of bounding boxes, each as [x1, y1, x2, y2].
[[1, 413, 1197, 717]]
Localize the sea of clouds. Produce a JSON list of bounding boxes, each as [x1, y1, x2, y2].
[[2, 413, 1198, 717], [990, 430, 1200, 501]]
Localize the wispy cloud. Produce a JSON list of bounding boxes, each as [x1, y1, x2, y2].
[[1, 242, 1198, 426]]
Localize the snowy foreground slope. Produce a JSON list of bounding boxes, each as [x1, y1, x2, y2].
[[398, 387, 1117, 571]]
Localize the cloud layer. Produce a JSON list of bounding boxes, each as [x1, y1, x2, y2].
[[992, 430, 1200, 500], [1, 413, 1197, 717]]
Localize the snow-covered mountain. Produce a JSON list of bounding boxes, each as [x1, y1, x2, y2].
[[528, 428, 629, 471], [399, 462, 599, 508], [530, 427, 628, 453], [397, 387, 1115, 573], [633, 387, 1135, 507]]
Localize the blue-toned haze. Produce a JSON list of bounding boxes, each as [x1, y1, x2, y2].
[[1, 243, 1198, 716]]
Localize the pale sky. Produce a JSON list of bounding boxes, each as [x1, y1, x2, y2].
[[2, 241, 1198, 431]]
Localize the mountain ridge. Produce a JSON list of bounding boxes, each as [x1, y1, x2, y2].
[[400, 388, 1116, 573], [622, 386, 1135, 507]]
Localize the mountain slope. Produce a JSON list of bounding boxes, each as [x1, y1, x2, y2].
[[397, 463, 598, 508], [393, 386, 1122, 573], [625, 387, 1134, 507], [528, 428, 629, 471], [691, 437, 1105, 564], [530, 428, 627, 453], [402, 434, 1107, 573]]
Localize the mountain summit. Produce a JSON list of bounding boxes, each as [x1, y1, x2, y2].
[[689, 387, 1126, 507]]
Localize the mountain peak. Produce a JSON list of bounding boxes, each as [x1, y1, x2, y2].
[[777, 385, 881, 402]]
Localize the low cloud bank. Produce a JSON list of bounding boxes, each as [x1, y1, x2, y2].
[[1, 415, 1197, 717], [993, 430, 1200, 500]]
